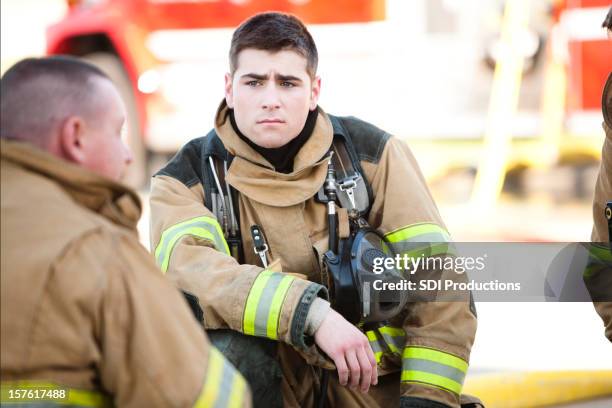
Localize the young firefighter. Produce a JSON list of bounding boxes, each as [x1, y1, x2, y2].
[[0, 57, 250, 408], [150, 13, 478, 408]]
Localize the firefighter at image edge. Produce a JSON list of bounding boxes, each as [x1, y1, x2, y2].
[[0, 57, 251, 407], [149, 12, 481, 408], [589, 7, 612, 342]]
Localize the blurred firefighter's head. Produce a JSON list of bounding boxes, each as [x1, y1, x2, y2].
[[604, 6, 612, 38], [224, 12, 321, 148], [0, 56, 133, 182]]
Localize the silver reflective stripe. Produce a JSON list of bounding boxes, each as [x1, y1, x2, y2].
[[388, 238, 453, 256], [213, 357, 238, 408], [369, 339, 383, 354], [379, 331, 405, 354], [253, 273, 286, 337], [404, 358, 466, 386]]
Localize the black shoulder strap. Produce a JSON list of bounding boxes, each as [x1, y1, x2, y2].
[[201, 129, 231, 212], [328, 116, 374, 217], [201, 130, 243, 262]]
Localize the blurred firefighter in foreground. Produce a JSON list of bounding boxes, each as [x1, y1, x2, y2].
[[150, 12, 479, 408], [0, 57, 250, 407], [587, 6, 612, 342]]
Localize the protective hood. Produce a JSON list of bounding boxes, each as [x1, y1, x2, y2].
[[214, 100, 334, 207]]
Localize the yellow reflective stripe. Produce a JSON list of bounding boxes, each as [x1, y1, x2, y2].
[[402, 346, 468, 395], [155, 216, 230, 273], [366, 327, 405, 362], [196, 348, 224, 407], [366, 331, 378, 342], [378, 325, 405, 337], [243, 270, 273, 336], [401, 370, 463, 395], [589, 244, 612, 263], [1, 381, 111, 407], [195, 347, 247, 408], [377, 326, 405, 354], [226, 372, 247, 408], [584, 244, 612, 279], [384, 223, 457, 265], [243, 270, 295, 340], [374, 351, 383, 363], [403, 347, 468, 373], [366, 330, 383, 363], [403, 242, 455, 259], [385, 223, 451, 243], [266, 276, 293, 339], [69, 389, 111, 407]]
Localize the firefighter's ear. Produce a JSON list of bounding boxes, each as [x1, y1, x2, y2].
[[224, 72, 234, 109], [59, 115, 87, 164], [309, 76, 321, 111]]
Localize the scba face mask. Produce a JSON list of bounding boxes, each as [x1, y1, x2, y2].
[[322, 227, 408, 326], [317, 137, 408, 326]]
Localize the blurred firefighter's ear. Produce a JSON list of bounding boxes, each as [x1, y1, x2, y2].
[[602, 7, 612, 31]]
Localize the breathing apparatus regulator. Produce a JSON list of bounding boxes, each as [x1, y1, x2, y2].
[[317, 144, 408, 328]]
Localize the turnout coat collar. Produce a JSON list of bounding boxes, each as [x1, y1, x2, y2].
[[213, 100, 334, 207], [0, 139, 141, 230]]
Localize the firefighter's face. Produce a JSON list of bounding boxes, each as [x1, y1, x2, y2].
[[63, 77, 133, 182], [225, 49, 320, 148]]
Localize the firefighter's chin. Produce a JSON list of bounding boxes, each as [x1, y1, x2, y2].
[[251, 130, 298, 149]]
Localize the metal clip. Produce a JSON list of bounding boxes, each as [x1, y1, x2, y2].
[[250, 225, 269, 268], [338, 177, 357, 210]]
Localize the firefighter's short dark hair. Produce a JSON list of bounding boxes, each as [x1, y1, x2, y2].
[[229, 12, 318, 78], [1, 56, 110, 144], [603, 6, 612, 31]]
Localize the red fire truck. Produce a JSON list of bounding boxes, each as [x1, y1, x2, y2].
[[46, 0, 385, 187], [46, 0, 611, 193]]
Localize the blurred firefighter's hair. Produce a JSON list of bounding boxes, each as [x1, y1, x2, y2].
[[0, 56, 109, 146], [229, 12, 318, 78], [603, 6, 612, 31]]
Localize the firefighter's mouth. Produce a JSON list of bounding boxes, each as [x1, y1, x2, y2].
[[257, 119, 285, 124]]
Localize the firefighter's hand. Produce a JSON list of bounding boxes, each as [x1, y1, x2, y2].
[[314, 309, 378, 392]]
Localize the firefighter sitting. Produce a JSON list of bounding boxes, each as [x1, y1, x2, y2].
[[0, 56, 250, 408], [150, 12, 479, 408]]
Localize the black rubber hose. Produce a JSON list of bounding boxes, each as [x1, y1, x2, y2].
[[328, 212, 338, 254]]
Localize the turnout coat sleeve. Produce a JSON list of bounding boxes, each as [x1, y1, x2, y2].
[[590, 119, 612, 341], [363, 137, 478, 408], [57, 229, 250, 408], [592, 122, 612, 244], [150, 172, 325, 349]]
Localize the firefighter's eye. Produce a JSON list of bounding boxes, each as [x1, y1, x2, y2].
[[246, 80, 262, 86], [280, 81, 295, 88]]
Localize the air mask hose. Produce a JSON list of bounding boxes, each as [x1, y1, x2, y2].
[[318, 154, 337, 408]]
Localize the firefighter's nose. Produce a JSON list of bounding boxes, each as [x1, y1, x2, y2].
[[261, 84, 281, 110], [124, 142, 134, 166]]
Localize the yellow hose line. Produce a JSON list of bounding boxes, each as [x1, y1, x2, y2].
[[463, 371, 612, 408]]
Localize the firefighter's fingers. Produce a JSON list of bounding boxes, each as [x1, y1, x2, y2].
[[345, 349, 361, 389], [364, 341, 378, 386], [356, 346, 374, 392], [334, 354, 349, 386]]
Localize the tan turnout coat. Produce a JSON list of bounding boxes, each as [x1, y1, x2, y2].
[[1, 140, 250, 407], [150, 102, 478, 407]]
